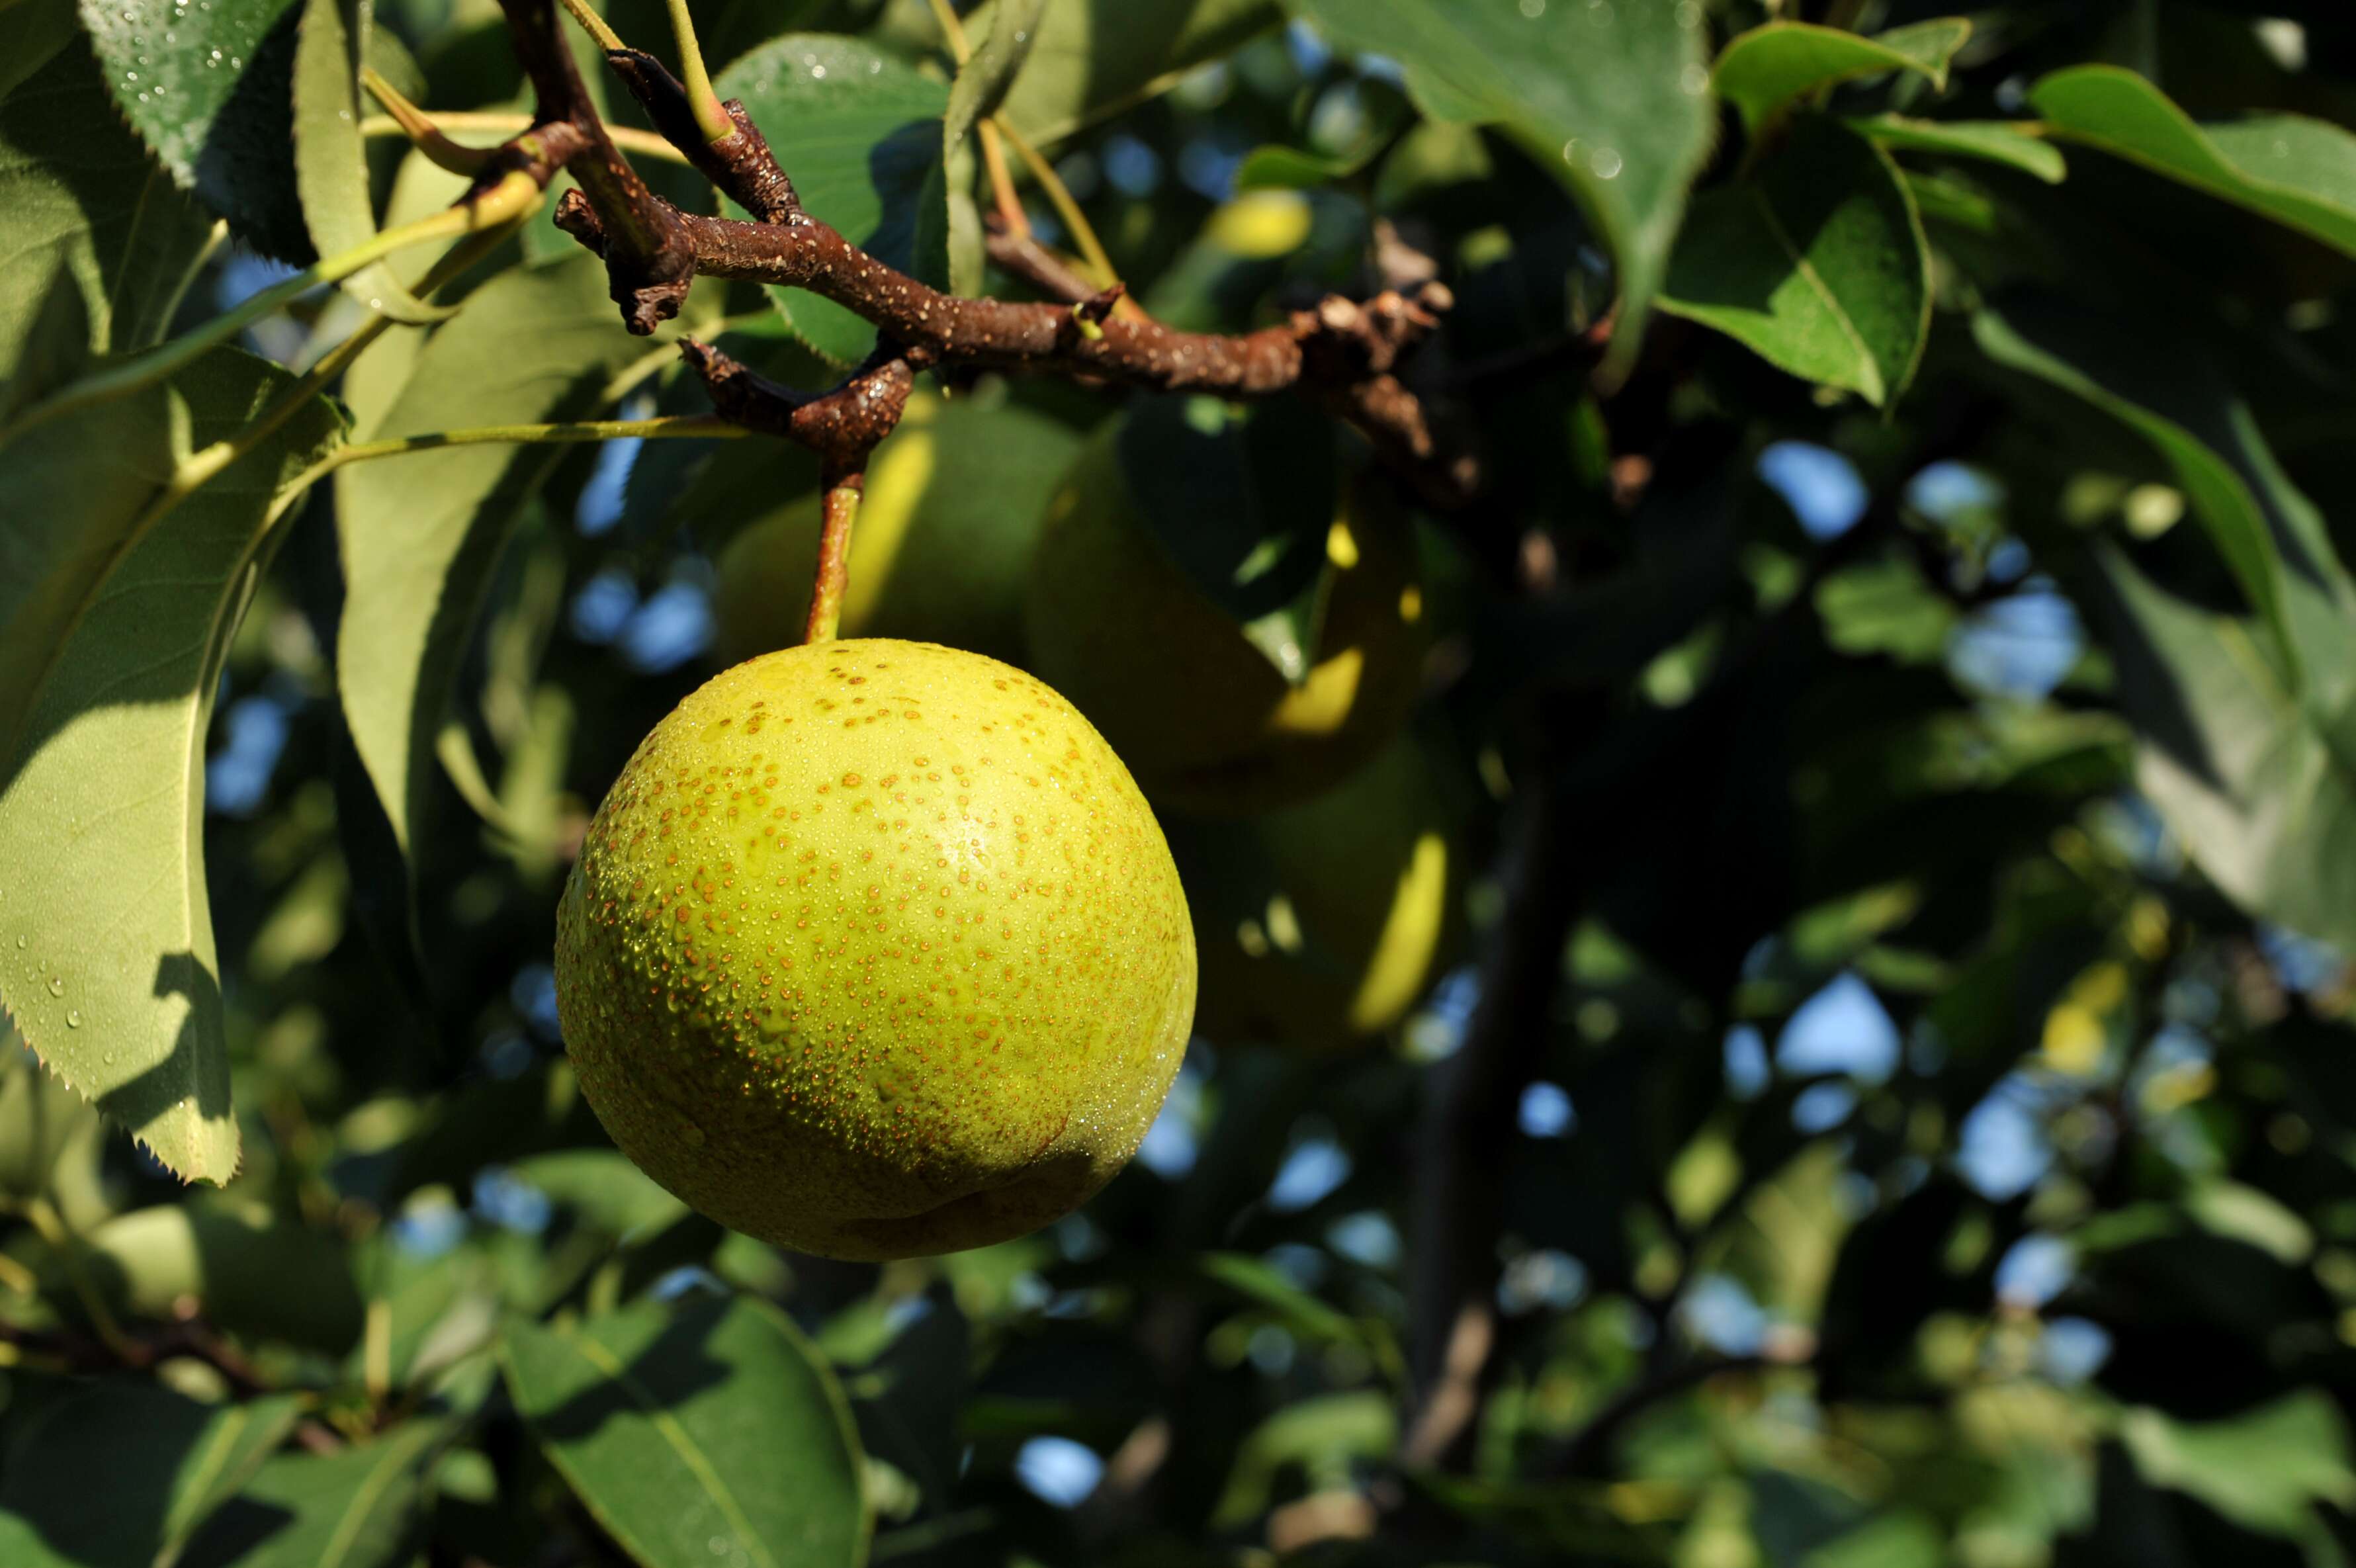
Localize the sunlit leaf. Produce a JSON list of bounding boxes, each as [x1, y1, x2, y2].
[[82, 1199, 367, 1350], [0, 347, 344, 1180], [337, 255, 665, 862], [502, 1295, 869, 1568], [2120, 1392, 2356, 1541], [290, 0, 451, 324]]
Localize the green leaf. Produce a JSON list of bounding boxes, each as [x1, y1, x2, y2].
[[1208, 1391, 1395, 1530], [500, 1295, 870, 1568], [939, 0, 1046, 296], [1816, 558, 1958, 662], [2, 259, 94, 421], [1200, 1251, 1369, 1352], [290, 0, 452, 325], [1232, 87, 1409, 194], [1115, 392, 1340, 681], [715, 36, 952, 365], [977, 0, 1278, 147], [178, 1416, 450, 1568], [2119, 1392, 2356, 1540], [943, 0, 1045, 152], [0, 0, 79, 103], [82, 1199, 367, 1350], [1971, 300, 2356, 697], [1659, 117, 1930, 407], [336, 255, 662, 862], [1233, 143, 1367, 192], [1712, 19, 1974, 132], [0, 1033, 109, 1227], [2029, 66, 2356, 259], [0, 1383, 300, 1568], [0, 347, 344, 1181], [0, 36, 214, 378], [506, 1148, 689, 1238], [1851, 114, 2068, 184], [1284, 0, 1713, 381], [2089, 547, 2356, 955], [1804, 1512, 1945, 1568], [79, 0, 316, 260]]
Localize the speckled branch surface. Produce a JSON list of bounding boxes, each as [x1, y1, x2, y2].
[[494, 0, 1480, 505]]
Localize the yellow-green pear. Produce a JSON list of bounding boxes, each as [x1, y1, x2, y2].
[[1023, 423, 1428, 816], [553, 640, 1196, 1260], [1174, 739, 1462, 1050], [714, 390, 1081, 663]]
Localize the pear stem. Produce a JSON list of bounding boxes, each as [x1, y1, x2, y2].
[[804, 468, 863, 644]]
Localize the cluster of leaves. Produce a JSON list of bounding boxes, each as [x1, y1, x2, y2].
[[5, 0, 2356, 1564]]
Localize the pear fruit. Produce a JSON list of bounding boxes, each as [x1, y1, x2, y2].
[[714, 390, 1081, 664], [554, 640, 1196, 1260], [1023, 423, 1428, 816], [1173, 738, 1462, 1050]]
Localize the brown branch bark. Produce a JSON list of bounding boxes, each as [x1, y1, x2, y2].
[[508, 1, 1483, 508], [673, 337, 917, 464], [497, 0, 695, 332], [602, 48, 805, 225], [984, 219, 1105, 306]]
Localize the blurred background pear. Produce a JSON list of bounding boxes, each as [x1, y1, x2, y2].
[[714, 387, 1080, 663], [1024, 420, 1428, 816], [1173, 737, 1466, 1051]]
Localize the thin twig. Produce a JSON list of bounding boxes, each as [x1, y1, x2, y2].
[[362, 111, 689, 166], [362, 67, 490, 174], [503, 0, 1476, 503], [499, 0, 696, 332], [979, 122, 1030, 237], [984, 218, 1104, 305], [992, 114, 1123, 295]]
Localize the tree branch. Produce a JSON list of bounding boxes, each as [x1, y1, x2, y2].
[[1401, 711, 1589, 1469], [674, 338, 916, 468], [509, 0, 1482, 507], [602, 48, 805, 224], [498, 0, 695, 333]]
